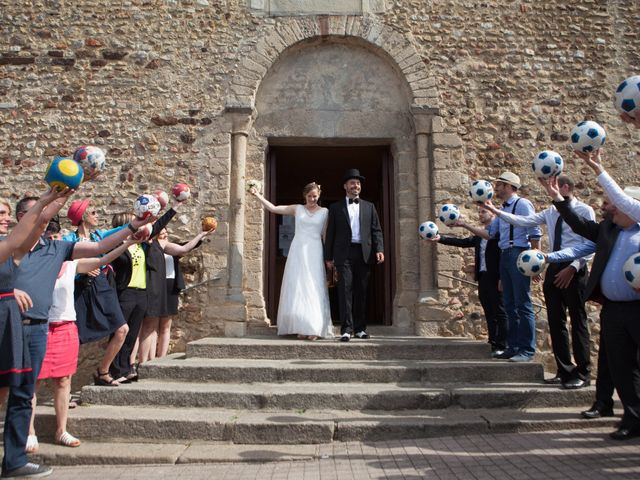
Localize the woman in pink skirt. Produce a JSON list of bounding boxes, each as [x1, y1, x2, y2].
[[26, 220, 139, 451]]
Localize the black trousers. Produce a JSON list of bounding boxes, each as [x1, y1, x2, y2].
[[594, 330, 614, 410], [336, 243, 371, 335], [110, 288, 147, 379], [601, 300, 640, 429], [478, 272, 507, 350], [542, 263, 591, 381]]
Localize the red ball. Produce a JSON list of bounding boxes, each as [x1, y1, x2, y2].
[[154, 190, 169, 209], [172, 183, 191, 201]]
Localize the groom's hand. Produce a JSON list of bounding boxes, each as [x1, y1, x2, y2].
[[376, 252, 384, 264], [325, 260, 334, 269]]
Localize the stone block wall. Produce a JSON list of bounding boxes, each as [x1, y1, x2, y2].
[[1, 1, 638, 378]]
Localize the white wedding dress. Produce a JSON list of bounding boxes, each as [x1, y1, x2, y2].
[[277, 205, 334, 338]]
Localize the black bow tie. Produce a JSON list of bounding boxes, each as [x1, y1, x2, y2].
[[349, 198, 359, 204]]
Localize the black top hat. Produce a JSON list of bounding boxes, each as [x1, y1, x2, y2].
[[342, 168, 365, 183]]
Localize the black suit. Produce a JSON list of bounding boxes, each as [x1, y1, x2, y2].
[[324, 198, 383, 335], [554, 198, 640, 429], [438, 235, 507, 350]]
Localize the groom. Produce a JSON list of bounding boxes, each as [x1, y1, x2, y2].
[[324, 168, 384, 342]]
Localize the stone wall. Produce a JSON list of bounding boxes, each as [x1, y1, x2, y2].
[[1, 1, 639, 378]]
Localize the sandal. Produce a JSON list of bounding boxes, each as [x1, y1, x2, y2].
[[25, 434, 38, 454], [94, 370, 119, 387], [55, 431, 81, 448]]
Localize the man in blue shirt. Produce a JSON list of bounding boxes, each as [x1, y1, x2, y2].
[[544, 176, 640, 440], [473, 172, 542, 362]]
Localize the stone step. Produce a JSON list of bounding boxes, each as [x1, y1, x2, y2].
[[32, 405, 619, 449], [140, 355, 544, 384], [186, 336, 491, 360], [81, 380, 595, 411]]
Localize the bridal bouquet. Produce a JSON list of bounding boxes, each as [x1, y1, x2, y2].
[[246, 179, 262, 192]]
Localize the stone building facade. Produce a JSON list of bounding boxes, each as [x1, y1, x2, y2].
[[1, 1, 639, 363]]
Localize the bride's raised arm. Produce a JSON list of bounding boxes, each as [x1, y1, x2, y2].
[[249, 187, 297, 216]]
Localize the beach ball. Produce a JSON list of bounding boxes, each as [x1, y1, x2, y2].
[[44, 156, 84, 190]]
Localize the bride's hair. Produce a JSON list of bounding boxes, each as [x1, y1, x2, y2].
[[302, 182, 321, 200]]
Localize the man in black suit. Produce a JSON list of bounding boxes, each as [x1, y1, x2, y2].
[[429, 207, 507, 357], [324, 169, 384, 342], [543, 176, 640, 440]]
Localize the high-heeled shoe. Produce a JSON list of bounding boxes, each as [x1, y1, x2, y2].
[[94, 369, 119, 387]]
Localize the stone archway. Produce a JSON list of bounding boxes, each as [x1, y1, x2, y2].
[[219, 15, 463, 337]]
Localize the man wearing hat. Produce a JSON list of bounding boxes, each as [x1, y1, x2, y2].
[[324, 169, 384, 342], [476, 172, 542, 362], [542, 177, 640, 440]]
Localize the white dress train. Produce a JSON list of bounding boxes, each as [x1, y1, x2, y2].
[[277, 205, 334, 338]]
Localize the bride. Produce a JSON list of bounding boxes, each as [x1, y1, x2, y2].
[[250, 182, 333, 340]]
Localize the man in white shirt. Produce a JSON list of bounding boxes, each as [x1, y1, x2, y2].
[[482, 175, 595, 389]]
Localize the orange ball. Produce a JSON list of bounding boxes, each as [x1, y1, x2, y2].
[[202, 216, 217, 232]]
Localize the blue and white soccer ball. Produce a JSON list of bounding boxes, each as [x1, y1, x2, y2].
[[570, 121, 606, 153], [133, 194, 161, 220], [614, 75, 640, 119], [532, 150, 563, 179], [516, 249, 547, 276], [623, 252, 640, 289], [438, 204, 460, 226], [469, 180, 494, 202], [418, 221, 439, 240]]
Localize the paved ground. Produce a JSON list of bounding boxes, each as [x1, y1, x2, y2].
[[46, 427, 640, 479]]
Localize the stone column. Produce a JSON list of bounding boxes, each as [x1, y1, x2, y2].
[[223, 106, 255, 337], [411, 106, 446, 336]]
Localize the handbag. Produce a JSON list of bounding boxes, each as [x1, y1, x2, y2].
[[326, 264, 338, 288]]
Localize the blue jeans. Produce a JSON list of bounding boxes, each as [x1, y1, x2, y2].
[[499, 247, 536, 357], [2, 322, 48, 473]]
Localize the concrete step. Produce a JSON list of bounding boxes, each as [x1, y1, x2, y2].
[[185, 336, 492, 361], [31, 405, 619, 449], [80, 380, 596, 411], [140, 355, 544, 384]]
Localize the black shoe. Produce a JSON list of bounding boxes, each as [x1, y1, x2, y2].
[[544, 375, 563, 385], [340, 333, 351, 342], [581, 403, 614, 419], [1, 462, 52, 478], [610, 427, 640, 440], [562, 378, 590, 390], [494, 350, 515, 360]]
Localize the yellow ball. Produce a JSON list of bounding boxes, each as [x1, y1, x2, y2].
[[45, 157, 84, 189]]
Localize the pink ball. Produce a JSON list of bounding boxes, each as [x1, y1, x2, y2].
[[172, 183, 191, 201]]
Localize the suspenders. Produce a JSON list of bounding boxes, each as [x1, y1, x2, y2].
[[507, 198, 521, 247]]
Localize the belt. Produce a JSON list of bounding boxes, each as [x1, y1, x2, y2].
[[350, 242, 361, 246], [22, 318, 48, 325], [126, 287, 146, 291]]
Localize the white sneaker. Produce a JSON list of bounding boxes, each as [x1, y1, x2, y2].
[[1, 462, 52, 478]]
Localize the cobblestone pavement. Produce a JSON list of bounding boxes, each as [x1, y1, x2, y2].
[[49, 428, 640, 479]]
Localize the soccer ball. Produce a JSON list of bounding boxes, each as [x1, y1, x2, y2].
[[469, 180, 494, 202], [172, 183, 191, 201], [614, 75, 640, 119], [44, 156, 84, 190], [516, 249, 547, 276], [418, 221, 439, 239], [623, 252, 640, 289], [570, 121, 606, 153], [154, 190, 169, 210], [438, 204, 460, 226], [133, 194, 161, 219], [132, 223, 153, 241], [532, 150, 564, 179], [73, 145, 106, 174]]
